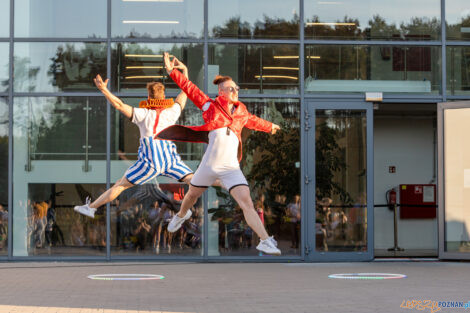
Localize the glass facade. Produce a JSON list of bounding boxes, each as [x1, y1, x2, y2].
[[0, 97, 7, 255], [305, 0, 441, 41], [15, 0, 107, 38], [112, 0, 204, 39], [446, 0, 470, 41], [0, 0, 467, 260], [208, 98, 300, 256], [111, 43, 204, 93], [209, 0, 299, 39], [13, 97, 107, 256], [14, 43, 107, 93], [305, 45, 441, 94]]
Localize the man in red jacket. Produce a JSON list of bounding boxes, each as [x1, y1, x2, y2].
[[157, 53, 281, 255]]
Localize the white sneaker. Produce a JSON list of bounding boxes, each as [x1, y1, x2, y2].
[[257, 237, 281, 256], [268, 236, 277, 246], [73, 197, 96, 218], [167, 210, 192, 233]]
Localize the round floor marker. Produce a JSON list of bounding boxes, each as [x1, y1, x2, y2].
[[87, 274, 165, 281], [328, 273, 407, 280]]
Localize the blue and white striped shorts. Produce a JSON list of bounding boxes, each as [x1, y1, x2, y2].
[[125, 137, 193, 185]]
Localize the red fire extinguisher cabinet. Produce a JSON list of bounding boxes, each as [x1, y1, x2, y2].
[[399, 184, 437, 219]]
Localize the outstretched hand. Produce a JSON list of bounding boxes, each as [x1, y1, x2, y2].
[[271, 124, 280, 135], [163, 52, 176, 75], [94, 74, 108, 91], [173, 57, 188, 77]]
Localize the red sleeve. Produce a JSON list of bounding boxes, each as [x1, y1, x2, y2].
[[245, 113, 273, 133], [169, 69, 211, 110]]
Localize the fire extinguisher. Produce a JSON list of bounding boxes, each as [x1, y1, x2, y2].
[[386, 188, 397, 211]]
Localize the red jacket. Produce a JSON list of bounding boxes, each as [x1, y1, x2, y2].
[[156, 69, 273, 162]]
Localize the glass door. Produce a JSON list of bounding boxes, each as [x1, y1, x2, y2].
[[438, 100, 470, 260], [305, 100, 373, 261]]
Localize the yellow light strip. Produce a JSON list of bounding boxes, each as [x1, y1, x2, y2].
[[125, 54, 162, 58], [273, 56, 299, 59], [123, 20, 179, 24], [306, 22, 356, 26], [263, 66, 299, 70], [273, 56, 321, 59], [123, 0, 183, 2], [125, 76, 164, 79], [125, 66, 163, 69], [255, 75, 298, 80]]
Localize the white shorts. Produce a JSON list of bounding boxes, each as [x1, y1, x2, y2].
[[190, 166, 248, 192]]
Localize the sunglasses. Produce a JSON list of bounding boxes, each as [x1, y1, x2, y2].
[[225, 86, 240, 93]]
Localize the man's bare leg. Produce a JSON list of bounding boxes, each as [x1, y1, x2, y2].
[[89, 176, 134, 209], [230, 185, 269, 241]]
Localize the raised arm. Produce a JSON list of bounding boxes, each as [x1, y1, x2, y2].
[[245, 112, 280, 135], [94, 75, 133, 119], [164, 52, 210, 110], [173, 58, 188, 110]]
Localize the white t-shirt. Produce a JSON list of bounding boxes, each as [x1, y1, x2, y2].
[[132, 103, 182, 139], [199, 102, 239, 169]]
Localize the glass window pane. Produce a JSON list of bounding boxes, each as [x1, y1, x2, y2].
[[111, 43, 204, 93], [15, 0, 106, 38], [444, 108, 470, 253], [0, 1, 9, 37], [0, 97, 8, 255], [447, 47, 470, 95], [109, 97, 203, 257], [209, 0, 299, 39], [209, 44, 299, 94], [305, 45, 441, 94], [207, 98, 300, 256], [446, 0, 470, 41], [315, 109, 367, 252], [112, 0, 203, 39], [14, 43, 107, 93], [13, 97, 107, 257], [0, 43, 8, 93], [305, 0, 441, 41]]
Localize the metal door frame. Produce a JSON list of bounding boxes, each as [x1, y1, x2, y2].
[[438, 100, 470, 260], [305, 99, 374, 261]]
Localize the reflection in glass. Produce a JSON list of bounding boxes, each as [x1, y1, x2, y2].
[[305, 45, 441, 94], [0, 43, 8, 93], [446, 0, 470, 41], [447, 47, 470, 95], [13, 97, 106, 161], [0, 1, 8, 37], [112, 43, 203, 93], [207, 99, 300, 256], [0, 98, 7, 255], [14, 183, 106, 256], [13, 97, 107, 256], [305, 0, 440, 40], [111, 98, 203, 162], [315, 110, 367, 252], [444, 108, 470, 253], [112, 0, 203, 39], [15, 0, 106, 38], [111, 183, 203, 256], [209, 0, 299, 39], [14, 43, 107, 93], [209, 44, 299, 94]]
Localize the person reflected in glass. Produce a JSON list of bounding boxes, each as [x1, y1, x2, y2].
[[159, 52, 281, 255], [74, 64, 194, 218], [286, 194, 301, 249]]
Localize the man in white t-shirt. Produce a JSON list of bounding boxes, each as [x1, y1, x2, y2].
[[74, 60, 194, 218]]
